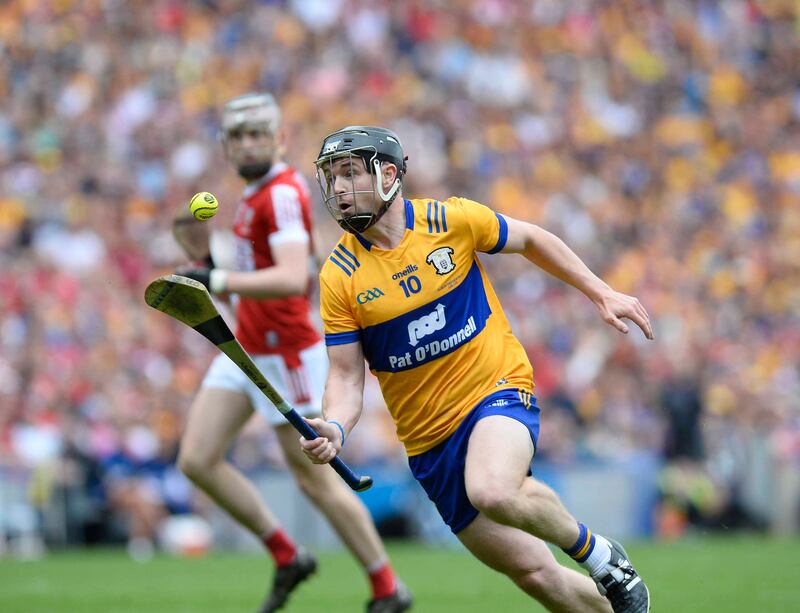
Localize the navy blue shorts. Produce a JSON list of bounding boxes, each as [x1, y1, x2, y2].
[[408, 388, 540, 534]]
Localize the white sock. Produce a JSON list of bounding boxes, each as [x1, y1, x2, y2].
[[580, 534, 612, 579], [366, 557, 388, 574]]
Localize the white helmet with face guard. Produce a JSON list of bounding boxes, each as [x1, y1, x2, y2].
[[221, 92, 282, 181]]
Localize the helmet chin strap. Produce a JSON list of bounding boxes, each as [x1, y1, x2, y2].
[[339, 213, 377, 234]]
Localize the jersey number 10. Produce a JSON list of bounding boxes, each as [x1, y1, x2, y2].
[[398, 275, 422, 297]]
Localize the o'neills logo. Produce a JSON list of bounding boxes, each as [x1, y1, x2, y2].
[[391, 264, 418, 280]]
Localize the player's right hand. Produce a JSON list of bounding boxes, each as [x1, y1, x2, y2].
[[300, 418, 341, 464]]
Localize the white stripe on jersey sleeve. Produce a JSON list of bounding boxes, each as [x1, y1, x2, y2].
[[272, 184, 303, 229], [268, 183, 310, 248], [269, 227, 310, 248]]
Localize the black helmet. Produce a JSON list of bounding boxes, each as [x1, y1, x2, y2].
[[315, 126, 407, 234], [316, 126, 407, 176]]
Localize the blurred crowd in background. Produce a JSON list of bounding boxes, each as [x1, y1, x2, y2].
[[1, 0, 799, 554]]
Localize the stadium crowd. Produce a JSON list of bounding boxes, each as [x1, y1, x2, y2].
[[1, 0, 799, 550]]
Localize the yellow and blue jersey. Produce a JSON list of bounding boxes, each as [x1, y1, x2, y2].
[[320, 197, 534, 456]]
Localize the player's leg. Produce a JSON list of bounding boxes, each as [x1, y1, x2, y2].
[[179, 358, 316, 613], [458, 513, 610, 612], [275, 424, 411, 611], [465, 414, 649, 612], [178, 385, 281, 537], [464, 415, 580, 545], [267, 343, 411, 611], [275, 423, 385, 566]]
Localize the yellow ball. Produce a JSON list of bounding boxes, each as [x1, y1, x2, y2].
[[189, 192, 219, 221]]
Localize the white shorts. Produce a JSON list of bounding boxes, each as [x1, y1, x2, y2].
[[201, 341, 328, 426]]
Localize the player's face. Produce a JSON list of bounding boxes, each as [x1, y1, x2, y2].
[[318, 155, 381, 223], [223, 124, 279, 179], [329, 157, 376, 211]]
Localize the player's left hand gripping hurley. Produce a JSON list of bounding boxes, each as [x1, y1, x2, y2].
[[144, 274, 373, 492]]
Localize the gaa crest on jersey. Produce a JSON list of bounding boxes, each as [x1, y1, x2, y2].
[[356, 288, 385, 304], [426, 247, 456, 275]]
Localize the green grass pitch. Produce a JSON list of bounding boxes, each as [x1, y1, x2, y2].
[[1, 537, 798, 612]]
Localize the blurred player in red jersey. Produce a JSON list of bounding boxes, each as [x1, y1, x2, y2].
[[178, 94, 412, 613]]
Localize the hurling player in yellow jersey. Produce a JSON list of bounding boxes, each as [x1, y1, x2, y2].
[[302, 127, 654, 613]]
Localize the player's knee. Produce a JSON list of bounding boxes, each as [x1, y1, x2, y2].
[[177, 446, 214, 483], [467, 485, 516, 523], [286, 459, 327, 500], [292, 470, 317, 500]]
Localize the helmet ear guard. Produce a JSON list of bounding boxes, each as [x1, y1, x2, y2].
[[372, 157, 402, 203]]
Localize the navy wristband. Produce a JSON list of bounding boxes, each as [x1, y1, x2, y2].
[[327, 420, 346, 447]]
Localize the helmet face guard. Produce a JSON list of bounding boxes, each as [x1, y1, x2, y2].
[[220, 92, 282, 180], [315, 126, 406, 234]]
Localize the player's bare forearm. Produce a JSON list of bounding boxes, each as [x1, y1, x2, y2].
[[301, 381, 363, 463], [224, 239, 310, 298], [300, 342, 366, 463], [224, 266, 308, 298], [512, 220, 609, 300], [503, 217, 654, 339], [322, 375, 365, 435]]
